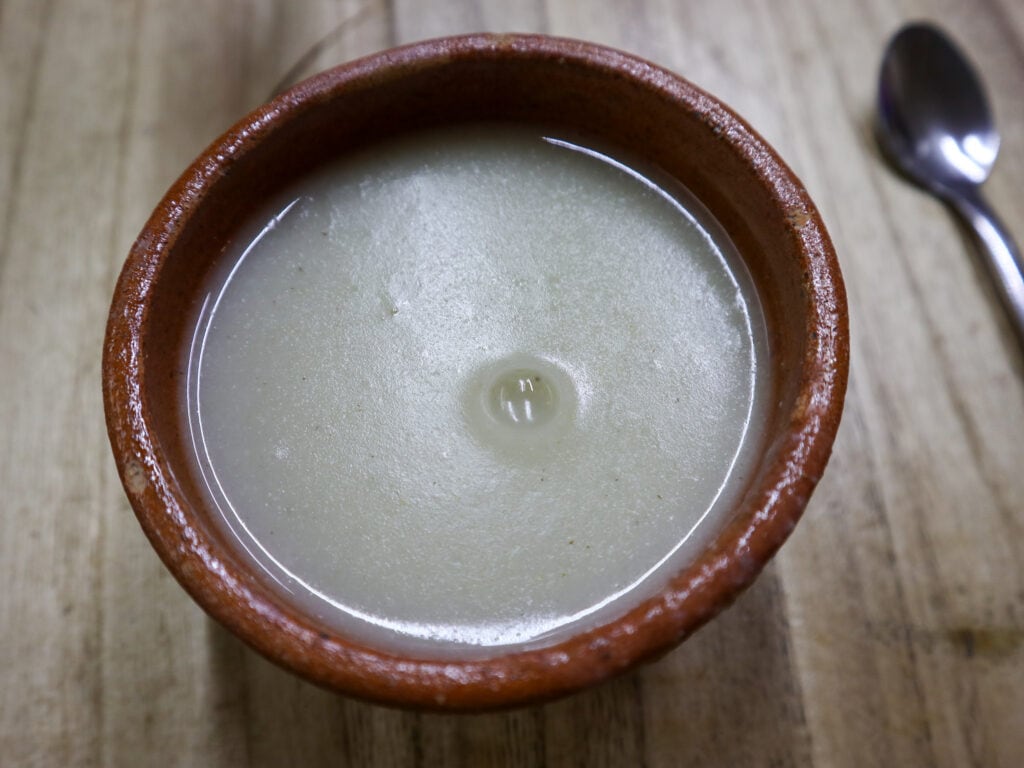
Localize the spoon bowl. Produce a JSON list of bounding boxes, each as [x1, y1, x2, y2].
[[876, 22, 999, 191]]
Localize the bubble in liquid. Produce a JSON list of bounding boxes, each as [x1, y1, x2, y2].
[[487, 369, 559, 428]]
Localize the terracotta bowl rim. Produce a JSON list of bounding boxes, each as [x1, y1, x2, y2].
[[102, 32, 848, 711]]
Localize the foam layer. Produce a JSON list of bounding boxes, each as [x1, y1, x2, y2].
[[184, 125, 768, 657]]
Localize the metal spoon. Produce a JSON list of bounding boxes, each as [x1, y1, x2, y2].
[[875, 22, 1024, 349]]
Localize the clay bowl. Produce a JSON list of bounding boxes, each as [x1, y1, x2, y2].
[[103, 34, 848, 711]]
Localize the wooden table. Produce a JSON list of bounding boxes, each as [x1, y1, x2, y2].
[[3, 1, 1023, 765]]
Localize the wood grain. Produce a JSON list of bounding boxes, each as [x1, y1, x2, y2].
[[2, 1, 1022, 765]]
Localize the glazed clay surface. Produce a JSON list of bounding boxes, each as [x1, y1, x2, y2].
[[104, 35, 846, 709]]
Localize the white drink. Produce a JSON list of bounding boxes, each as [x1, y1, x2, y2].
[[184, 125, 768, 657]]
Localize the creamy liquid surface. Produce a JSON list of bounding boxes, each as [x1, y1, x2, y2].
[[185, 125, 768, 657]]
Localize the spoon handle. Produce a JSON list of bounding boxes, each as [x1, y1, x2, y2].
[[947, 188, 1024, 351]]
